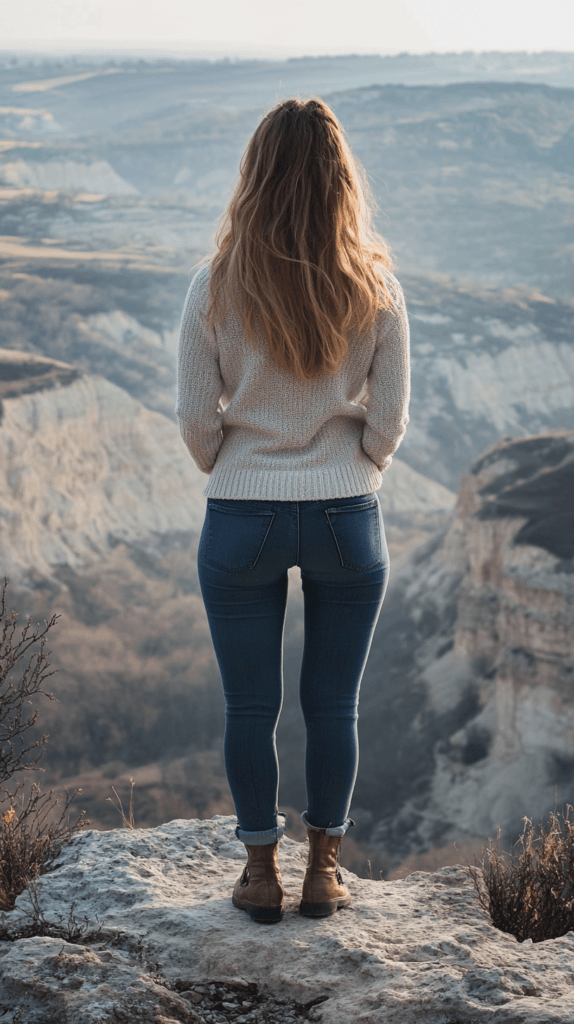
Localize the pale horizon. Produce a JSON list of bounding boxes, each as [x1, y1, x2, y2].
[[4, 42, 574, 60], [2, 0, 573, 59]]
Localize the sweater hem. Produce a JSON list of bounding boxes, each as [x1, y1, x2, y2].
[[202, 461, 383, 501]]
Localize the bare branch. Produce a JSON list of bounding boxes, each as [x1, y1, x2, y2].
[[0, 577, 60, 785]]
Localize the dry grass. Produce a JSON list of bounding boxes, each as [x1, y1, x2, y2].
[[467, 807, 574, 943], [106, 778, 136, 829]]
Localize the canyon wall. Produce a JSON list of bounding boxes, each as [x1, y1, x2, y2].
[[366, 431, 574, 855], [0, 349, 206, 582]]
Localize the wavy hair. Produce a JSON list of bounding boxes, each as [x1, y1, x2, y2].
[[207, 97, 393, 381]]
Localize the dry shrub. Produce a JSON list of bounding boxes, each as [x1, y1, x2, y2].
[[0, 784, 87, 910], [0, 577, 88, 911], [0, 575, 57, 784], [467, 807, 574, 943]]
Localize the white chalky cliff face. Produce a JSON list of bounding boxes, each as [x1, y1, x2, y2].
[[1, 816, 574, 1024], [0, 350, 206, 581]]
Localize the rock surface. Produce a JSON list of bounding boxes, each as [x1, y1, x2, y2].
[[2, 816, 574, 1024]]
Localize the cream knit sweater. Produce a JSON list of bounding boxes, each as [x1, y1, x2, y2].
[[175, 263, 410, 500]]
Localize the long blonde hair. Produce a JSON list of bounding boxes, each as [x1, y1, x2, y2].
[[207, 97, 393, 381]]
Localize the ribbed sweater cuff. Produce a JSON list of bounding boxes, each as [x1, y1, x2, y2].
[[202, 461, 383, 501], [179, 418, 220, 474]]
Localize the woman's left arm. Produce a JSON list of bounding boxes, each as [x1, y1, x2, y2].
[[175, 268, 224, 474]]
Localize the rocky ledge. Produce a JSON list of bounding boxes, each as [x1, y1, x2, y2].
[[1, 817, 573, 1024]]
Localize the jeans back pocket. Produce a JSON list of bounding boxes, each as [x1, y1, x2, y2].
[[207, 504, 275, 572], [324, 498, 382, 571]]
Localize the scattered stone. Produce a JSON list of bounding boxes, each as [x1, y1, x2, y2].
[[183, 991, 203, 1004]]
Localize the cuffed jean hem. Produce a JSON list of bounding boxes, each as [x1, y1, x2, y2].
[[301, 811, 355, 837], [235, 813, 287, 845]]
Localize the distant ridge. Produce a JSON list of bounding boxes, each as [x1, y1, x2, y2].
[[1, 50, 574, 90]]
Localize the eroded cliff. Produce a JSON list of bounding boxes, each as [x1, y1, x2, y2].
[[366, 431, 574, 855]]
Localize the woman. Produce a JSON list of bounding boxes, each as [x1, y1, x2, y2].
[[176, 97, 410, 924]]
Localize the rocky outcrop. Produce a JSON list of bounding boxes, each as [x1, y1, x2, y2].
[[433, 432, 574, 841], [364, 431, 574, 856], [2, 816, 574, 1024]]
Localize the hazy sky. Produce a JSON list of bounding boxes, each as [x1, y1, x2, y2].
[[3, 0, 573, 57]]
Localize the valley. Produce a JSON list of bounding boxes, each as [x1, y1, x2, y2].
[[0, 51, 573, 873]]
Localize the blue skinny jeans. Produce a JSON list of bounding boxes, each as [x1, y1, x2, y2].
[[197, 492, 389, 844]]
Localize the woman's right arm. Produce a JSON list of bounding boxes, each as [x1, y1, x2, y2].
[[361, 275, 411, 472]]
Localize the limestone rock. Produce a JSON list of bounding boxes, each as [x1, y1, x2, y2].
[[1, 816, 574, 1023]]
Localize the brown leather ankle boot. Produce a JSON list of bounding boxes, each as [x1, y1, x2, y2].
[[300, 829, 351, 918], [232, 842, 284, 923]]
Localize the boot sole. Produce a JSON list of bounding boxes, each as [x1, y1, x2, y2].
[[232, 894, 283, 924], [299, 896, 351, 918]]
